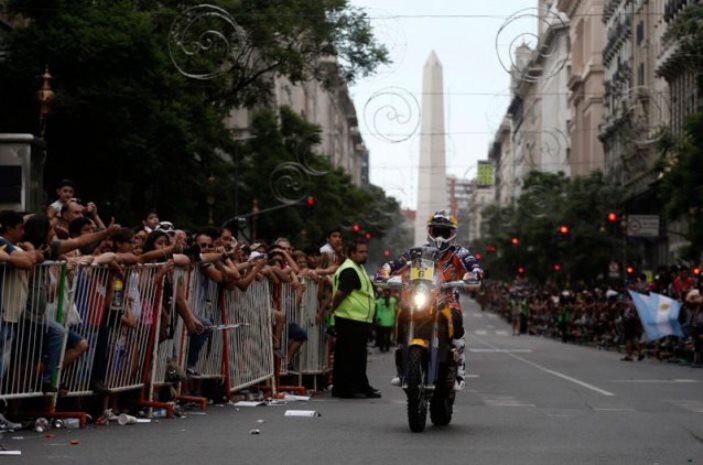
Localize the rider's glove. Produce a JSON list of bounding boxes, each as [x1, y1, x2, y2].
[[375, 266, 390, 282]]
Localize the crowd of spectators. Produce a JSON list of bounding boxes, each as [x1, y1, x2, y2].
[[478, 268, 703, 367], [0, 179, 347, 398]]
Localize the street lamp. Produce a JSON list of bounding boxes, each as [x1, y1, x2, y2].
[[36, 65, 55, 139], [206, 174, 216, 225]]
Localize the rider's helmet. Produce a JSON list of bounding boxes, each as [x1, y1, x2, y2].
[[427, 210, 458, 252]]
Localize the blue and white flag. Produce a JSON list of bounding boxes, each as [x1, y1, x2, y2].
[[628, 291, 684, 341]]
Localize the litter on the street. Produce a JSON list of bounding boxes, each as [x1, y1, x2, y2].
[[284, 410, 321, 417], [233, 401, 265, 407]]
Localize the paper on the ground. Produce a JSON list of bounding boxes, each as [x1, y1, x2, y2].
[[233, 401, 266, 407], [283, 394, 311, 401], [0, 450, 21, 455], [284, 410, 320, 417], [135, 419, 151, 423]]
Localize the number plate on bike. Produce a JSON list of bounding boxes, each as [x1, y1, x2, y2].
[[410, 258, 435, 282]]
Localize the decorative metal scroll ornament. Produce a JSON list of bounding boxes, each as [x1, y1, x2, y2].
[[363, 87, 421, 143], [168, 4, 247, 80], [495, 7, 569, 83], [622, 86, 669, 146], [359, 8, 408, 82], [269, 162, 308, 205]]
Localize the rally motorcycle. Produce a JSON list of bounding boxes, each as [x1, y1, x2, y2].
[[379, 246, 479, 433]]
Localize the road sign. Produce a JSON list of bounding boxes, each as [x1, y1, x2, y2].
[[626, 215, 659, 238]]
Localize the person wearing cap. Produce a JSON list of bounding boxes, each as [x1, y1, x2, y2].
[[47, 178, 76, 217]]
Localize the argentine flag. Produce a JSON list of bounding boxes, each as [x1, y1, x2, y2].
[[627, 291, 684, 341]]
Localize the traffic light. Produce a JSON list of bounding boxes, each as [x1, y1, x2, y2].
[[511, 237, 519, 246], [383, 250, 391, 257], [475, 253, 482, 260], [352, 224, 360, 233], [518, 267, 525, 274], [486, 245, 497, 253], [305, 196, 315, 207], [607, 212, 618, 223], [559, 225, 569, 235], [693, 267, 700, 276], [365, 232, 372, 240], [626, 266, 634, 275], [553, 264, 561, 271]]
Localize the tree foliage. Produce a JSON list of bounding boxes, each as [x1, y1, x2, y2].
[[658, 115, 703, 261], [0, 0, 390, 236], [473, 171, 628, 284]]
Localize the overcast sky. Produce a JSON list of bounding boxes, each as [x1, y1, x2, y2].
[[349, 0, 537, 209]]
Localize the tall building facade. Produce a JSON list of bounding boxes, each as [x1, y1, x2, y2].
[[558, 0, 606, 176], [226, 67, 369, 187]]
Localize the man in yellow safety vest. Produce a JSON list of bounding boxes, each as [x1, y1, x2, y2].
[[329, 239, 381, 399]]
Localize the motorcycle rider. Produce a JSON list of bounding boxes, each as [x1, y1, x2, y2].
[[376, 210, 483, 390]]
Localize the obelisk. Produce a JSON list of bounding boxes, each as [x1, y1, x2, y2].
[[414, 51, 448, 244]]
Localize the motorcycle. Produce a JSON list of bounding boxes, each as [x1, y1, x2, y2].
[[379, 246, 479, 432]]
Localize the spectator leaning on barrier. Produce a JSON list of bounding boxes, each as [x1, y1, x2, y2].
[[22, 213, 119, 392], [320, 227, 343, 270]]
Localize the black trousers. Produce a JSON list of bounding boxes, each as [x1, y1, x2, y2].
[[376, 326, 393, 352], [333, 317, 372, 396]]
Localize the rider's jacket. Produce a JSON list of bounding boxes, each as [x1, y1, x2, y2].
[[380, 244, 480, 283]]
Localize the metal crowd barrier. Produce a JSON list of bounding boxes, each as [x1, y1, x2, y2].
[[223, 280, 274, 393], [275, 282, 298, 376], [152, 267, 188, 387], [59, 264, 110, 396], [1, 260, 329, 417], [0, 262, 66, 400], [185, 266, 224, 379], [297, 278, 329, 376]]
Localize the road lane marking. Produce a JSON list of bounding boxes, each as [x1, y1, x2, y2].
[[474, 330, 487, 335], [668, 400, 703, 413], [469, 348, 532, 353], [592, 407, 635, 412], [484, 399, 535, 408], [608, 379, 698, 384], [495, 330, 509, 336], [472, 313, 483, 318], [473, 337, 615, 397]]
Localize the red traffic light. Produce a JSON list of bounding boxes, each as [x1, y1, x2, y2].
[[486, 245, 497, 253], [511, 237, 519, 245], [383, 250, 391, 257], [352, 224, 360, 233], [626, 266, 634, 274], [693, 267, 700, 276], [553, 264, 561, 271], [607, 212, 618, 223], [365, 232, 372, 240], [305, 196, 315, 206], [474, 253, 482, 260], [559, 225, 569, 235], [518, 267, 525, 274]]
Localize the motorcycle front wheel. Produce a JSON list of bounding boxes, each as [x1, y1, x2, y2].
[[406, 346, 427, 432]]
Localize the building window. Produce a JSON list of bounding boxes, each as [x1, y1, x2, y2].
[[636, 20, 644, 46], [638, 63, 645, 86]]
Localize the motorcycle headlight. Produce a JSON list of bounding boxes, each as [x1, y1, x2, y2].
[[413, 291, 429, 309]]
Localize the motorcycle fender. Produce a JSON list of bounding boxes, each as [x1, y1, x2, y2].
[[409, 338, 429, 348]]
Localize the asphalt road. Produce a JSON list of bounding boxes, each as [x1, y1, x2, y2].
[[5, 297, 703, 464]]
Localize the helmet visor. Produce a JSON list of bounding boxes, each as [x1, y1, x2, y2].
[[429, 225, 454, 239]]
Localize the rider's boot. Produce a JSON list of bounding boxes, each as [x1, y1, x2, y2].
[[452, 338, 466, 391]]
